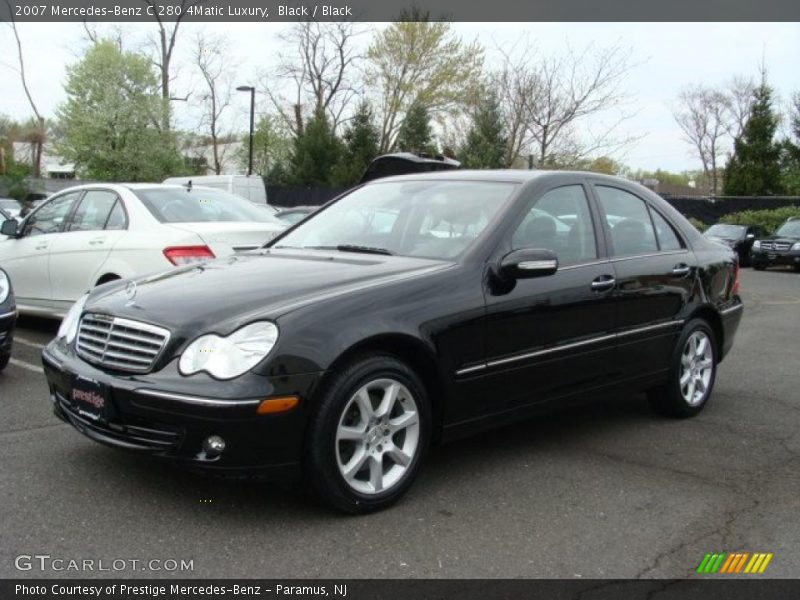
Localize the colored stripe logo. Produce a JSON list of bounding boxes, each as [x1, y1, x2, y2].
[[696, 552, 773, 574]]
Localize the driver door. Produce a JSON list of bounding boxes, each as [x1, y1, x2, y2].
[[480, 182, 618, 412], [0, 191, 82, 307]]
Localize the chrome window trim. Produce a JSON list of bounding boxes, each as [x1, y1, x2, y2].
[[135, 389, 262, 408], [610, 249, 689, 263], [455, 320, 685, 377], [557, 259, 611, 271]]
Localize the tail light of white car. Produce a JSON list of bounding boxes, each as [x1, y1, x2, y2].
[[163, 245, 216, 266]]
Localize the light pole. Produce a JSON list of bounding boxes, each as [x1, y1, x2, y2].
[[237, 85, 255, 176]]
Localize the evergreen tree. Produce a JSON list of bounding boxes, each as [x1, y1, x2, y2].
[[333, 102, 380, 186], [723, 79, 783, 195], [286, 109, 343, 186], [781, 93, 800, 194], [459, 92, 507, 169], [395, 102, 437, 155]]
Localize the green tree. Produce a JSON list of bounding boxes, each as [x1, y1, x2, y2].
[[723, 79, 783, 195], [56, 40, 184, 181], [286, 109, 343, 186], [366, 18, 484, 152], [459, 92, 507, 169], [238, 115, 291, 179], [394, 102, 436, 155], [780, 93, 800, 194], [332, 102, 380, 186]]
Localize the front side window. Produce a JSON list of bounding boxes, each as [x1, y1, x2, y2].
[[596, 186, 658, 257], [511, 185, 597, 265], [23, 192, 81, 237], [68, 190, 119, 232], [274, 180, 517, 260]]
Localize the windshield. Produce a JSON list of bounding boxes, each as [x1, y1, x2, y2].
[[775, 221, 800, 238], [704, 224, 746, 239], [272, 180, 518, 259], [133, 187, 284, 224]]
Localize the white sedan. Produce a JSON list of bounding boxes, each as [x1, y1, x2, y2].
[[0, 183, 286, 317]]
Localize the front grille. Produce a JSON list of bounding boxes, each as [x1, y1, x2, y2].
[[761, 241, 791, 252], [76, 313, 170, 373]]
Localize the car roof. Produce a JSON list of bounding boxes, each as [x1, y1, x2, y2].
[[363, 169, 631, 184]]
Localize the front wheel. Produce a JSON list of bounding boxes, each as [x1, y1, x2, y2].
[[0, 352, 9, 372], [648, 319, 717, 418], [304, 355, 431, 513]]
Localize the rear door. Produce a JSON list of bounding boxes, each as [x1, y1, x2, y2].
[[479, 180, 618, 413], [592, 183, 694, 382], [48, 189, 128, 305]]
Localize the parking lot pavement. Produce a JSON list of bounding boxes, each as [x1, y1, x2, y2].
[[1, 268, 798, 579]]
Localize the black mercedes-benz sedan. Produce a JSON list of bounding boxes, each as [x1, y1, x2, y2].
[[703, 223, 764, 266], [0, 268, 16, 372], [750, 217, 800, 271], [42, 171, 743, 513]]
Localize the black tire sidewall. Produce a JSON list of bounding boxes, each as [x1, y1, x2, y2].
[[304, 354, 431, 513]]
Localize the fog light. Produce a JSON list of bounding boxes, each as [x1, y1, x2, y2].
[[203, 435, 226, 457]]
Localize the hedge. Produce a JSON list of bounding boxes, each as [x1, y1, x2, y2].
[[717, 206, 800, 234], [687, 217, 707, 232]]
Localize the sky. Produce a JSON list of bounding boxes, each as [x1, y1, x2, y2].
[[1, 21, 798, 173]]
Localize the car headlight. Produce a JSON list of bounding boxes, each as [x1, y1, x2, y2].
[[57, 294, 88, 344], [792, 242, 800, 251], [0, 270, 10, 305], [179, 321, 279, 380], [752, 240, 761, 250]]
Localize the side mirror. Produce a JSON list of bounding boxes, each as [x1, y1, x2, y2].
[[497, 248, 558, 280], [746, 233, 755, 240], [1, 219, 18, 237]]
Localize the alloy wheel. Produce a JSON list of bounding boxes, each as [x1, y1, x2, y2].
[[679, 330, 714, 406], [335, 378, 420, 495]]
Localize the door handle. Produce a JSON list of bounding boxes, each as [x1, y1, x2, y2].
[[89, 238, 106, 246], [35, 243, 49, 251], [671, 264, 691, 277], [591, 275, 616, 292]]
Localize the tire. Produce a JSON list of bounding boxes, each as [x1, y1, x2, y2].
[[0, 352, 8, 372], [304, 354, 431, 514], [752, 262, 766, 271], [648, 319, 717, 418]]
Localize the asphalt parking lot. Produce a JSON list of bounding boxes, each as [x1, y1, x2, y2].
[[1, 268, 798, 579]]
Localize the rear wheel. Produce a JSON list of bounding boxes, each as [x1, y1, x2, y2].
[[648, 319, 717, 418], [752, 262, 766, 271], [304, 354, 431, 513]]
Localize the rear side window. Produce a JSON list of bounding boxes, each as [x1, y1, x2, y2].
[[68, 190, 119, 232], [596, 186, 658, 257], [104, 200, 128, 230], [649, 209, 683, 251]]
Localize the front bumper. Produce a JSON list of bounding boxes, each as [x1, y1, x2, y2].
[[750, 248, 800, 267], [43, 341, 324, 479], [0, 307, 16, 358]]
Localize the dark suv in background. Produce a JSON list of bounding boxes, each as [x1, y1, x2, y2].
[[750, 217, 800, 271], [703, 223, 765, 266]]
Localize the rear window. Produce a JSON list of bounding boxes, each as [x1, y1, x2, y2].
[[133, 187, 282, 224]]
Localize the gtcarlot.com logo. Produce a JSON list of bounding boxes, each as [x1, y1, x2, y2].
[[14, 554, 194, 572], [696, 552, 773, 574]]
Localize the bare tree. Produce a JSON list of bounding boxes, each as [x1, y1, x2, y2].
[[673, 85, 731, 195], [726, 76, 756, 140], [492, 39, 637, 169], [262, 21, 364, 137], [4, 5, 44, 177], [192, 32, 235, 175], [141, 0, 199, 130]]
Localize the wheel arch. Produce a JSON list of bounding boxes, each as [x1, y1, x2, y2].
[[95, 273, 122, 286], [686, 305, 724, 361], [321, 333, 446, 443]]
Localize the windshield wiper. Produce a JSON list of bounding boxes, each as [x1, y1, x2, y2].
[[336, 244, 393, 256], [304, 244, 393, 256]]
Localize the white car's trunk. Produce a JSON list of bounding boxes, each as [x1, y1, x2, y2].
[[166, 222, 285, 255]]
